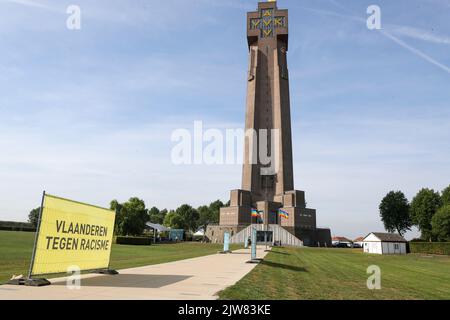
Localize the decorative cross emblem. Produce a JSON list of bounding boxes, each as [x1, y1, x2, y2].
[[250, 8, 286, 38]]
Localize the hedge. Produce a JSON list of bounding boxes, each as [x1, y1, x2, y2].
[[116, 236, 152, 246], [0, 226, 35, 232], [0, 221, 36, 232], [409, 242, 450, 256]]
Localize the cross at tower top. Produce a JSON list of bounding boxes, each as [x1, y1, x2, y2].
[[247, 1, 289, 48]]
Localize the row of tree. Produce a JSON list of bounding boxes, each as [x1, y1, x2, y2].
[[109, 198, 227, 236], [28, 198, 227, 237], [379, 185, 450, 241]]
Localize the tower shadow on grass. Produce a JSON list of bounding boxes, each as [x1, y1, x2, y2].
[[261, 261, 307, 272]]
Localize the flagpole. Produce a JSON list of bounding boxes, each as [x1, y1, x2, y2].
[[264, 216, 268, 251]]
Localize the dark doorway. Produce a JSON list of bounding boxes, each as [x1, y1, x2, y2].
[[257, 231, 273, 243]]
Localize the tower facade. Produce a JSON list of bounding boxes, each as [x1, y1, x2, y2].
[[206, 1, 331, 247], [243, 1, 293, 203]]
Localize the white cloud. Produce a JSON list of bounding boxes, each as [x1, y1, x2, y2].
[[381, 30, 450, 74], [295, 3, 450, 74], [2, 0, 61, 13], [389, 25, 450, 45], [3, 0, 51, 9]]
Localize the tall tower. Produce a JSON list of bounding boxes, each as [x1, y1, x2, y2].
[[243, 0, 293, 202], [207, 1, 331, 247]]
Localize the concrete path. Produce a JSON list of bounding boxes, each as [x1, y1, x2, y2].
[[0, 247, 268, 300]]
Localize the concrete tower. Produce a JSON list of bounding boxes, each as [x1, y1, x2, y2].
[[206, 1, 331, 247]]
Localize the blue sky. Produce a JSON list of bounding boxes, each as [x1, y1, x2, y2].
[[0, 0, 449, 240]]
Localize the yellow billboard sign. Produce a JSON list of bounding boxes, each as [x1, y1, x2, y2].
[[30, 193, 116, 276]]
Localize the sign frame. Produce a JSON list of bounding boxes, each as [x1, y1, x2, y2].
[[24, 191, 118, 286], [28, 191, 46, 280]]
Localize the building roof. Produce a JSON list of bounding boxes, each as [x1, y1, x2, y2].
[[145, 222, 171, 232], [365, 232, 407, 243], [332, 236, 352, 242], [354, 237, 365, 242], [194, 230, 205, 236]]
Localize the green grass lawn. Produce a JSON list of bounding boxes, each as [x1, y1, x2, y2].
[[0, 231, 237, 284], [219, 246, 450, 300], [3, 231, 450, 299]]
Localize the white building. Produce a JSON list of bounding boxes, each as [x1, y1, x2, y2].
[[362, 232, 407, 255]]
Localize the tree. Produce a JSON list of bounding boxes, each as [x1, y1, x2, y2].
[[410, 188, 442, 241], [197, 205, 210, 227], [158, 209, 168, 224], [379, 191, 412, 236], [110, 200, 123, 235], [110, 198, 149, 236], [164, 210, 184, 229], [208, 200, 224, 224], [197, 205, 213, 240], [432, 205, 450, 241], [441, 185, 450, 206], [148, 207, 167, 225], [176, 204, 199, 232], [28, 207, 41, 227], [197, 200, 224, 239]]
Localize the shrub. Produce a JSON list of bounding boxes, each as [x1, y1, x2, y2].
[[0, 226, 35, 232], [116, 236, 152, 246], [0, 221, 36, 232], [409, 242, 450, 255]]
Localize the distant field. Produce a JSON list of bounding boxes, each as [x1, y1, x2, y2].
[[0, 231, 236, 284], [219, 247, 450, 300]]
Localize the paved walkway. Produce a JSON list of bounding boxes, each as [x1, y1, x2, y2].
[[0, 247, 268, 300]]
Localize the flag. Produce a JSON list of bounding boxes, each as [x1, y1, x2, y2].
[[278, 209, 289, 219], [251, 208, 260, 218]]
